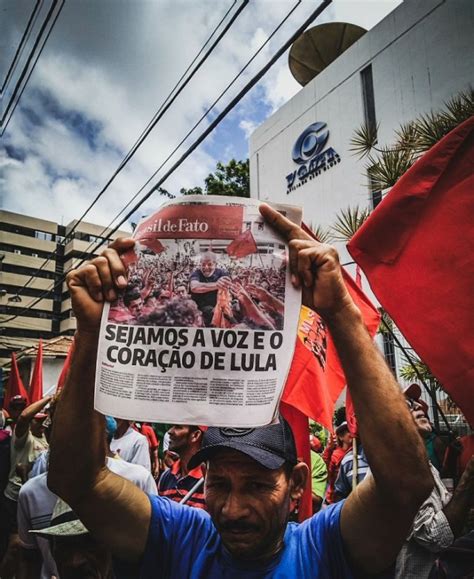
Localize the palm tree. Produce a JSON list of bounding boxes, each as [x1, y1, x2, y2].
[[349, 88, 473, 192], [329, 206, 370, 242]]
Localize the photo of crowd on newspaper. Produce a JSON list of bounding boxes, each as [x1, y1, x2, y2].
[[108, 235, 286, 331]]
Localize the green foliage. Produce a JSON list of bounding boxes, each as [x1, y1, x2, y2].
[[306, 222, 332, 243], [349, 122, 379, 158], [329, 206, 370, 242], [309, 421, 327, 447], [350, 88, 474, 191], [180, 158, 250, 198]]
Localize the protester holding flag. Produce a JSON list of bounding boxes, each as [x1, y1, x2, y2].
[[47, 203, 435, 578]]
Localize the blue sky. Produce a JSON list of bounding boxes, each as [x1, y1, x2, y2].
[[1, 0, 401, 231]]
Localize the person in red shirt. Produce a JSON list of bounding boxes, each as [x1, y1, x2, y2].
[[134, 423, 159, 479], [322, 421, 352, 505], [158, 425, 206, 509]]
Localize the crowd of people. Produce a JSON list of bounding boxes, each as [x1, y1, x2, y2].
[[108, 246, 286, 330], [0, 204, 472, 578]]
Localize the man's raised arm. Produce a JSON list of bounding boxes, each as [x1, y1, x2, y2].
[[47, 238, 151, 562], [260, 204, 433, 575]]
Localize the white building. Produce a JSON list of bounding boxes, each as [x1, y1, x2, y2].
[[249, 0, 473, 412]]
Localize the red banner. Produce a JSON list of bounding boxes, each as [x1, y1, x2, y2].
[[348, 117, 474, 427], [135, 205, 243, 240]]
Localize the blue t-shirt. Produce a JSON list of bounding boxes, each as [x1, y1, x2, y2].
[[138, 495, 353, 578]]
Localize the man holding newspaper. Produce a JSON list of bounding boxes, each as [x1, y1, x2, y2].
[[48, 203, 433, 577]]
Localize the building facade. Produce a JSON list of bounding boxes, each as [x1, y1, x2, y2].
[[0, 210, 129, 368], [249, 0, 473, 381]]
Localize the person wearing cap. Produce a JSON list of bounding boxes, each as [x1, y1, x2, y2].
[[158, 425, 206, 509], [31, 497, 114, 579], [18, 414, 157, 579], [3, 395, 28, 435], [0, 395, 51, 578], [404, 383, 445, 471], [48, 204, 434, 577], [394, 385, 474, 578]]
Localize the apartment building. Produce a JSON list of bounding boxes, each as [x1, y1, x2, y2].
[[0, 210, 129, 367]]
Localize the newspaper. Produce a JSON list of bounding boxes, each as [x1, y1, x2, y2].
[[94, 195, 302, 427]]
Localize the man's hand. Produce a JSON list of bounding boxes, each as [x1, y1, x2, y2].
[[216, 276, 232, 290], [66, 238, 135, 334], [259, 204, 354, 319]]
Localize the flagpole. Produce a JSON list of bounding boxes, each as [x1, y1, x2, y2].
[[380, 319, 452, 433], [179, 478, 204, 505], [352, 437, 358, 492]]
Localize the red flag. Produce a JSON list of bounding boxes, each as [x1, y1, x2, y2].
[[226, 229, 257, 259], [348, 117, 474, 426], [29, 339, 44, 403], [282, 270, 380, 431], [3, 352, 29, 408], [280, 402, 312, 521], [355, 264, 362, 289], [346, 267, 363, 436], [139, 237, 166, 255], [56, 340, 75, 392]]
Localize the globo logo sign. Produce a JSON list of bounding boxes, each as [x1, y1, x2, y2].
[[286, 121, 340, 193], [291, 122, 329, 164]]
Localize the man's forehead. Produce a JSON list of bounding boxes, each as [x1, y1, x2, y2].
[[207, 448, 275, 475]]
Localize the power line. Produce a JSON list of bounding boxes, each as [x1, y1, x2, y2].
[[1, 0, 332, 324], [81, 0, 309, 250], [0, 0, 43, 95], [7, 0, 247, 301], [0, 0, 65, 135]]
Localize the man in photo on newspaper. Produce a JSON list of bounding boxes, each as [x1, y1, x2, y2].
[[48, 204, 433, 577], [189, 251, 231, 326]]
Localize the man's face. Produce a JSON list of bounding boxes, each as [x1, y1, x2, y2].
[[205, 449, 293, 562], [407, 399, 432, 437], [176, 286, 187, 298], [127, 297, 142, 316], [30, 418, 46, 438], [200, 258, 216, 278], [52, 535, 112, 579], [8, 404, 25, 421], [168, 425, 194, 454]]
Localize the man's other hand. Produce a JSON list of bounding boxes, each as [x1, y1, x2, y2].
[[66, 238, 135, 334], [259, 204, 354, 319]]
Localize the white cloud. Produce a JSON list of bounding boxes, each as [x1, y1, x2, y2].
[[1, 0, 400, 228]]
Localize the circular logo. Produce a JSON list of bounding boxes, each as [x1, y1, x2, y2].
[[219, 428, 255, 437], [292, 122, 329, 164]]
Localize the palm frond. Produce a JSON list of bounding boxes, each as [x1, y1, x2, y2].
[[349, 123, 378, 158], [330, 205, 370, 242], [306, 222, 332, 243], [367, 147, 416, 190]]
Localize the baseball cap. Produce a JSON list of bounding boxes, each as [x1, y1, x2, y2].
[[31, 498, 88, 538], [403, 384, 429, 413], [335, 421, 349, 435], [188, 415, 297, 470], [9, 395, 27, 408]]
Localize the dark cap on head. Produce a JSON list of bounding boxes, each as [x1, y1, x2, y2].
[[9, 395, 27, 408], [188, 415, 297, 470]]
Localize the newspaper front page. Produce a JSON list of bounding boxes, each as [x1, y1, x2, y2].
[[94, 196, 301, 427]]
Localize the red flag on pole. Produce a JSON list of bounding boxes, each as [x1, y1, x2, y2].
[[29, 339, 44, 403], [280, 401, 312, 522], [56, 340, 75, 392], [3, 352, 29, 408], [226, 229, 257, 259], [348, 117, 474, 427], [140, 237, 166, 255], [282, 270, 380, 431]]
